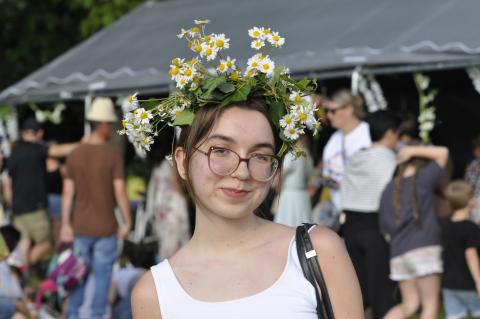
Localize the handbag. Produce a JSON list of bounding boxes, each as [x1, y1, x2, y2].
[[296, 223, 335, 319], [48, 245, 89, 294]]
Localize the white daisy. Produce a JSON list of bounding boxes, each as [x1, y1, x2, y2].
[[251, 39, 265, 50], [267, 32, 285, 48], [248, 27, 265, 39], [247, 53, 264, 70], [289, 91, 303, 104], [258, 58, 275, 76], [212, 34, 230, 50], [127, 92, 139, 110], [284, 127, 302, 140], [225, 56, 236, 71], [279, 113, 297, 129], [134, 108, 153, 125]]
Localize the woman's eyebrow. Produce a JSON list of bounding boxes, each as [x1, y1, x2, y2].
[[206, 134, 274, 151]]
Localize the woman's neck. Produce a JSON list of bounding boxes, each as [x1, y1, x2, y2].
[[340, 118, 361, 135], [188, 207, 269, 256]]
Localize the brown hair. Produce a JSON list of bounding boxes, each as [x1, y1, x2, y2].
[[174, 99, 283, 203], [445, 180, 473, 211], [393, 157, 429, 227], [330, 89, 365, 119]]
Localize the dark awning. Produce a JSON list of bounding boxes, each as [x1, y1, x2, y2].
[[2, 0, 480, 104]]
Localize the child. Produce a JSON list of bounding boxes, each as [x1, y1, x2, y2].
[[380, 145, 449, 319], [441, 180, 480, 319], [465, 136, 480, 224]]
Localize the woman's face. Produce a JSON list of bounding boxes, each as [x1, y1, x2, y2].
[[325, 100, 353, 130], [176, 107, 276, 220]]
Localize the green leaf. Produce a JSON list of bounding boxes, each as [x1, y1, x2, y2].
[[141, 98, 162, 110], [270, 66, 284, 86], [217, 82, 236, 94], [172, 109, 195, 126], [201, 76, 226, 94], [268, 101, 286, 129], [219, 84, 252, 106]]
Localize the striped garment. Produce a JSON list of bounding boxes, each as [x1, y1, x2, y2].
[[341, 146, 396, 213]]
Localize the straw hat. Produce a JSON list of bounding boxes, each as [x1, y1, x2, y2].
[[86, 97, 118, 122]]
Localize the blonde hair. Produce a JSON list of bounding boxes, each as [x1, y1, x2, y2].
[[330, 89, 365, 119], [445, 180, 473, 211]]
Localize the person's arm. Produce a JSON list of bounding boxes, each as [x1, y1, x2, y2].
[[48, 143, 79, 158], [310, 226, 364, 318], [3, 176, 12, 208], [397, 145, 449, 168], [131, 272, 162, 319], [59, 179, 75, 243], [465, 247, 480, 298], [113, 179, 132, 240]]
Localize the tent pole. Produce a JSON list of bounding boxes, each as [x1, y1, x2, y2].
[[84, 95, 92, 136]]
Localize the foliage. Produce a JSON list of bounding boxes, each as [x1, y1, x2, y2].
[[119, 21, 320, 157], [0, 0, 143, 91]]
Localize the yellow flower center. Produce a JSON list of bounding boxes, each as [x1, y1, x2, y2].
[[195, 44, 202, 52], [226, 61, 233, 68], [216, 39, 224, 47], [122, 120, 127, 128], [175, 111, 183, 117], [285, 117, 292, 124], [264, 28, 271, 34], [192, 76, 200, 83], [288, 128, 295, 134], [253, 30, 261, 37], [205, 48, 212, 56], [252, 61, 258, 68], [128, 95, 133, 103], [184, 68, 192, 76], [140, 112, 149, 120], [218, 64, 226, 71], [230, 71, 239, 81], [204, 35, 211, 42], [262, 64, 270, 71], [294, 95, 302, 103], [172, 58, 181, 67], [169, 67, 179, 76], [299, 113, 307, 121], [191, 27, 200, 33], [273, 35, 280, 41], [247, 69, 255, 77]]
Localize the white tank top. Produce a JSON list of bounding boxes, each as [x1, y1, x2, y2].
[[151, 234, 318, 318]]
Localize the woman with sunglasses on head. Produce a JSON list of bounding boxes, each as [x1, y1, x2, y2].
[[321, 89, 372, 227]]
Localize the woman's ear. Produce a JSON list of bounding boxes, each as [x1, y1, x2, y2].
[[174, 147, 187, 180]]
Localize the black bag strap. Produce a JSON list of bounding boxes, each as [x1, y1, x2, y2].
[[296, 223, 335, 319]]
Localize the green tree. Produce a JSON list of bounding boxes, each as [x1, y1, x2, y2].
[[0, 0, 143, 91]]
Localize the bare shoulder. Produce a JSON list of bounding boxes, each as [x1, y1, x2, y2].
[[131, 271, 162, 319], [308, 226, 364, 319]]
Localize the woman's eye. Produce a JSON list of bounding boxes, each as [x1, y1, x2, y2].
[[254, 154, 271, 163], [212, 148, 231, 156]]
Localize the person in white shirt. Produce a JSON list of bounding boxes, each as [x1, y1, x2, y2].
[[322, 90, 371, 224]]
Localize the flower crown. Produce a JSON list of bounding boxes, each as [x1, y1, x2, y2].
[[120, 20, 320, 157]]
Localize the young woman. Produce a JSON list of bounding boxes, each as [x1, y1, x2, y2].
[[131, 100, 363, 318], [379, 145, 449, 319]]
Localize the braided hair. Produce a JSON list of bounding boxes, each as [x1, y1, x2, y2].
[[393, 157, 429, 227]]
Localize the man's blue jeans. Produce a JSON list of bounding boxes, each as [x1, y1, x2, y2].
[[67, 234, 117, 319]]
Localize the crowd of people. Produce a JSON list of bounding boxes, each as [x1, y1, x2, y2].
[[1, 88, 480, 319]]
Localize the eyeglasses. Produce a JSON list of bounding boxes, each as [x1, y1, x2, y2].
[[324, 105, 347, 115], [195, 146, 279, 182]]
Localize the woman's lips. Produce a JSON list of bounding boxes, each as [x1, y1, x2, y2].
[[221, 188, 250, 198]]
